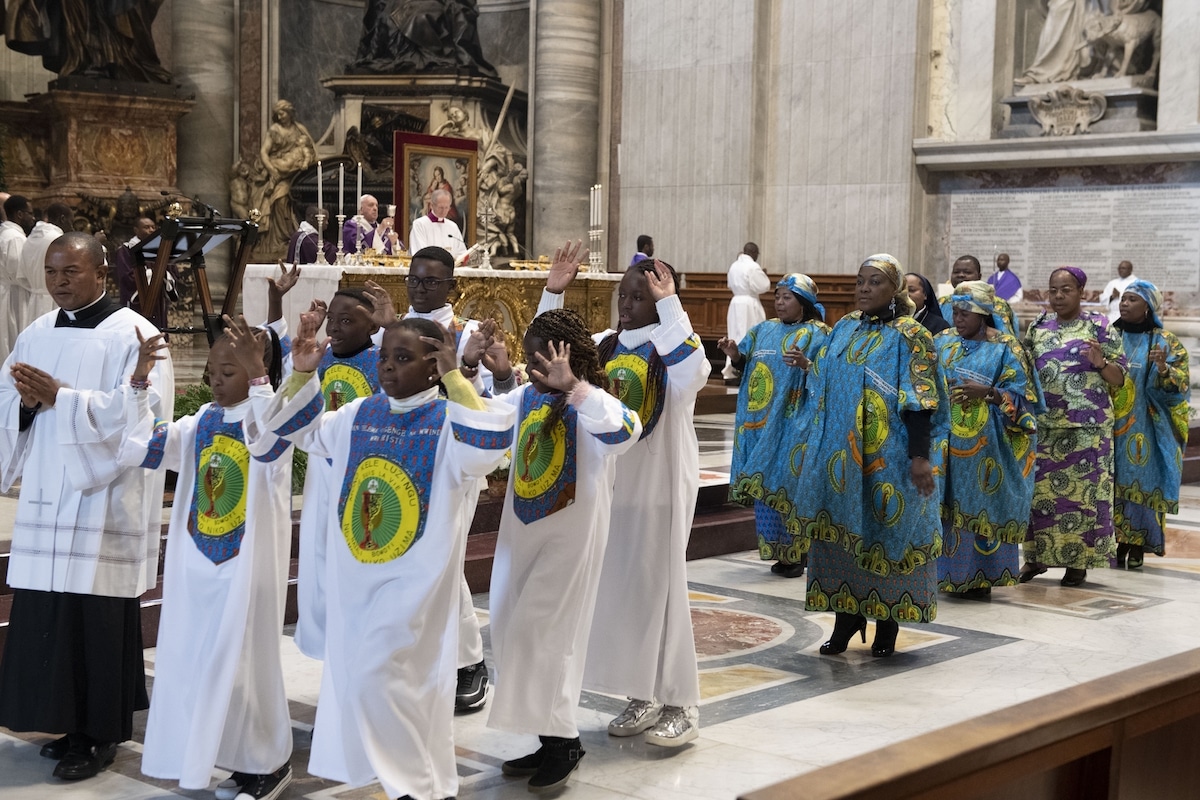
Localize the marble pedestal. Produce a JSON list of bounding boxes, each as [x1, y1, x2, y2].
[[1001, 77, 1158, 138]]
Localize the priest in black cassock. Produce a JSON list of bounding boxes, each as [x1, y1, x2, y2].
[[0, 232, 174, 780]]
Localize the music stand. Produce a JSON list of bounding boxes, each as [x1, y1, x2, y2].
[[134, 216, 260, 345]]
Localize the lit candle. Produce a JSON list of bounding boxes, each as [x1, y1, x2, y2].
[[317, 160, 323, 213], [357, 162, 363, 208], [339, 163, 344, 214]]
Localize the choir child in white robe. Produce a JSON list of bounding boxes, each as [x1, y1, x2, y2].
[[255, 313, 514, 800], [123, 317, 295, 800], [486, 308, 641, 792], [0, 232, 174, 781], [538, 256, 710, 747], [287, 288, 382, 660]]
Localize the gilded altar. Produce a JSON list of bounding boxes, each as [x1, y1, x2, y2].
[[241, 264, 619, 357]]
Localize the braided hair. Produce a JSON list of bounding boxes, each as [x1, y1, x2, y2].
[[526, 308, 608, 431]]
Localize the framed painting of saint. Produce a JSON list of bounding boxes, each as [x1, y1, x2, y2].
[[394, 132, 478, 249]]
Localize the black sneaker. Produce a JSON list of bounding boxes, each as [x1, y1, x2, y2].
[[528, 737, 584, 793], [501, 746, 545, 776], [234, 764, 292, 800], [215, 771, 254, 800], [455, 660, 489, 713]]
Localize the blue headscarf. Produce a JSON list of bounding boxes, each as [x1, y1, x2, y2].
[[1122, 279, 1163, 328], [778, 273, 825, 321]]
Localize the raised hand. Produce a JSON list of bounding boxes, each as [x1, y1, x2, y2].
[[364, 280, 397, 327], [11, 363, 61, 408], [463, 318, 497, 367], [301, 299, 328, 333], [481, 333, 512, 381], [292, 308, 330, 373], [545, 239, 589, 294], [1149, 345, 1168, 374], [645, 259, 676, 302], [783, 345, 810, 370], [716, 337, 739, 360], [222, 314, 268, 379], [530, 341, 579, 393], [1086, 341, 1106, 369], [133, 328, 169, 381], [267, 261, 301, 297], [419, 325, 462, 379]]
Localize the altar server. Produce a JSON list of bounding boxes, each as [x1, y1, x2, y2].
[[0, 232, 174, 781], [0, 194, 34, 361], [126, 317, 294, 800], [538, 254, 710, 747], [255, 312, 514, 800], [408, 189, 467, 259], [18, 202, 72, 326], [487, 309, 641, 792], [722, 242, 769, 380]]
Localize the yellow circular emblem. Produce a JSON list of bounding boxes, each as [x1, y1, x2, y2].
[[341, 456, 422, 564], [1112, 374, 1136, 420], [196, 434, 249, 537], [951, 398, 989, 439], [856, 389, 890, 456], [514, 405, 567, 500], [746, 362, 774, 413], [323, 364, 375, 410], [607, 353, 657, 428]]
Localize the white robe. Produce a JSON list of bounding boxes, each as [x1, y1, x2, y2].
[[409, 214, 467, 259], [0, 220, 26, 364], [125, 388, 294, 788], [256, 374, 513, 800], [487, 384, 641, 738], [538, 291, 710, 708], [0, 306, 174, 597], [1101, 273, 1139, 323], [17, 221, 62, 328], [725, 253, 769, 378]]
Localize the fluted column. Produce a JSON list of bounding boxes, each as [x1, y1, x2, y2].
[[173, 0, 235, 295], [531, 0, 602, 255]]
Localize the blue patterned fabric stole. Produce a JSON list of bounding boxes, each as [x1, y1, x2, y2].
[[188, 407, 252, 565], [512, 389, 578, 524], [318, 345, 381, 411], [606, 340, 666, 439]]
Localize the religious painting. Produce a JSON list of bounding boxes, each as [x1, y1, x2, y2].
[[394, 133, 478, 249]]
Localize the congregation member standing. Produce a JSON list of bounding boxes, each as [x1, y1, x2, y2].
[[939, 255, 1017, 336], [0, 195, 35, 362], [408, 189, 467, 259], [1111, 280, 1190, 569], [723, 242, 770, 380], [721, 274, 830, 577], [286, 204, 336, 264], [629, 234, 653, 267], [905, 272, 949, 334], [0, 232, 174, 781], [115, 216, 178, 333], [19, 202, 73, 325], [936, 281, 1043, 598], [342, 193, 399, 254], [793, 255, 948, 658], [1101, 260, 1138, 323], [988, 252, 1023, 303], [1021, 267, 1125, 587]]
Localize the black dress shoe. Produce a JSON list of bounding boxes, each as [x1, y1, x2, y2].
[[1115, 542, 1129, 569], [959, 586, 991, 600], [1018, 562, 1047, 583], [39, 735, 70, 760], [775, 562, 806, 578], [53, 741, 118, 781], [1061, 568, 1087, 587]]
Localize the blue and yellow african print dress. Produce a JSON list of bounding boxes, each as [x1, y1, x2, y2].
[[793, 312, 949, 623], [935, 330, 1043, 592], [729, 318, 830, 562], [1112, 326, 1190, 555]]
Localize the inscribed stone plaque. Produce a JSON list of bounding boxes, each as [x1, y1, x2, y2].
[[949, 185, 1200, 291]]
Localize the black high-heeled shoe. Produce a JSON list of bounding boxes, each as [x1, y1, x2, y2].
[[1115, 542, 1129, 569], [1061, 567, 1087, 587], [871, 618, 900, 658], [819, 612, 867, 655]]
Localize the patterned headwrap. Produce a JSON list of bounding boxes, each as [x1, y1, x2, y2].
[[1122, 279, 1163, 328], [860, 254, 915, 315], [778, 273, 825, 321], [949, 280, 996, 317], [1052, 266, 1088, 289]]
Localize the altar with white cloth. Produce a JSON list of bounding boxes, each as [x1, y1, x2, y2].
[[241, 264, 621, 354]]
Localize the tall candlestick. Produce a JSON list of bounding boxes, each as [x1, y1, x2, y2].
[[317, 160, 323, 213], [339, 163, 344, 215], [357, 162, 363, 205]]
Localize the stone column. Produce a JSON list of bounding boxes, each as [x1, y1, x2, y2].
[[173, 0, 236, 295], [1157, 1, 1200, 131], [531, 0, 602, 256]]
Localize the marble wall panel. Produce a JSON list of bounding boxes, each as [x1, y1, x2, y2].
[[278, 0, 362, 140], [0, 41, 54, 102], [1158, 0, 1200, 131]]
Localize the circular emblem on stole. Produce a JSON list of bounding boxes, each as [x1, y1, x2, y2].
[[607, 353, 657, 428], [951, 398, 989, 439], [1112, 374, 1136, 420], [341, 456, 421, 564], [514, 405, 568, 500], [1126, 432, 1150, 467], [746, 362, 774, 413], [322, 364, 375, 411], [195, 435, 249, 537], [856, 389, 890, 456]]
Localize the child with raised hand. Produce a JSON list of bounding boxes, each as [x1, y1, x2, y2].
[[539, 255, 711, 748], [288, 287, 382, 661], [718, 274, 831, 578], [124, 316, 295, 800], [256, 309, 514, 800], [483, 308, 641, 792]]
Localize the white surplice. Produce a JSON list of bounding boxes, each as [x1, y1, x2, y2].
[[0, 307, 174, 597], [487, 384, 641, 738], [256, 374, 513, 800], [0, 220, 26, 364], [17, 221, 62, 329], [724, 253, 769, 379], [124, 388, 294, 788], [409, 214, 467, 259]]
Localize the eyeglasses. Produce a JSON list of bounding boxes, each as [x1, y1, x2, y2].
[[405, 276, 453, 290]]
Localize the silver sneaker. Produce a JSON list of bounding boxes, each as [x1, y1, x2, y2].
[[644, 705, 699, 747], [607, 698, 663, 737]]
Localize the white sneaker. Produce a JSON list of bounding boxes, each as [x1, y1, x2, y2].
[[644, 705, 699, 747], [607, 698, 663, 737]]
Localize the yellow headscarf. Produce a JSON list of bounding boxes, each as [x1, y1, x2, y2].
[[860, 254, 915, 316], [949, 280, 996, 317]]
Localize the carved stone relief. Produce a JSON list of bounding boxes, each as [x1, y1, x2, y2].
[[1028, 86, 1107, 135]]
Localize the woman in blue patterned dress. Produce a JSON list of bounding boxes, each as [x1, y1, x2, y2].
[[793, 254, 949, 658], [1111, 280, 1190, 569], [936, 281, 1043, 599], [1022, 267, 1126, 587], [722, 274, 831, 578]]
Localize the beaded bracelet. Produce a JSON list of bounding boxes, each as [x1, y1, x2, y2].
[[129, 376, 151, 390]]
